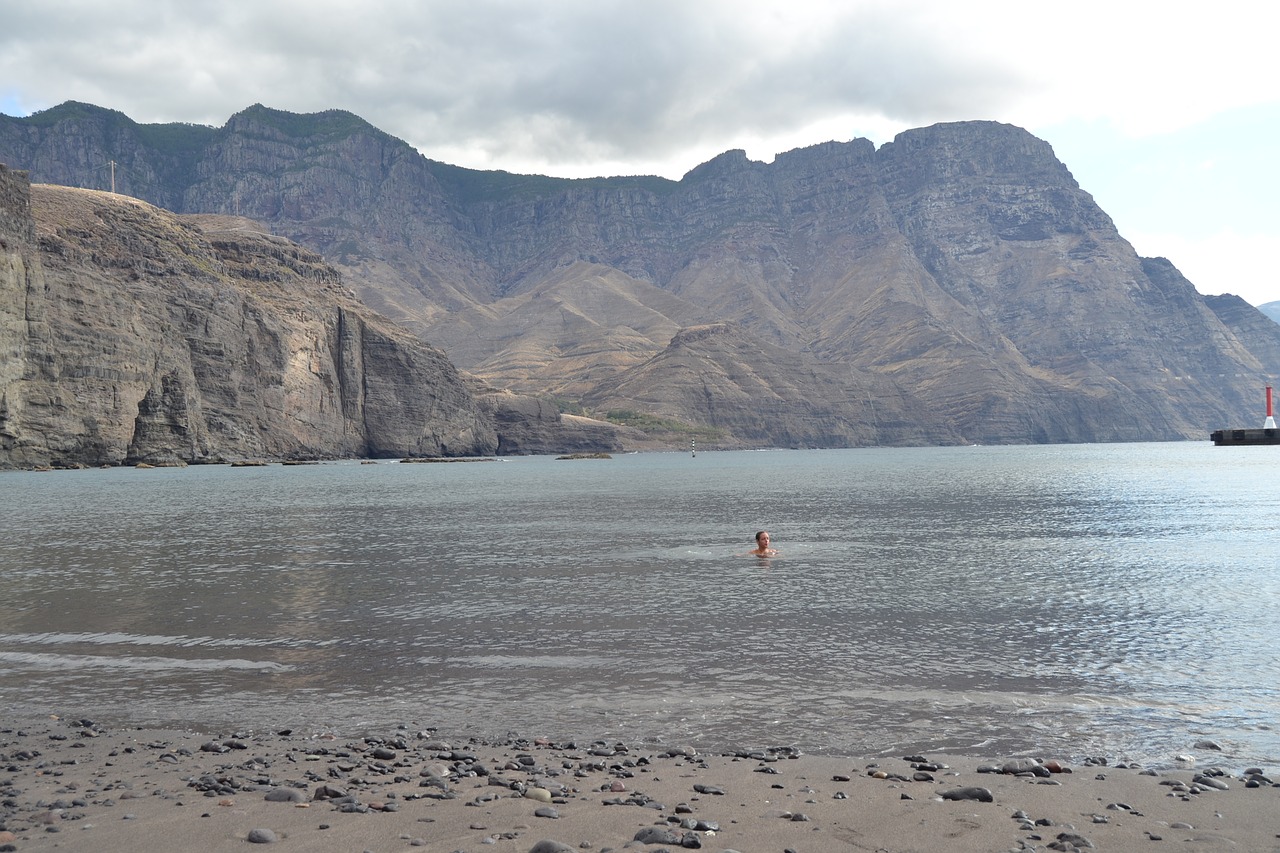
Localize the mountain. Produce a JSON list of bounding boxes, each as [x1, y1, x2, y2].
[[3, 101, 1278, 446], [1259, 300, 1280, 325], [0, 164, 623, 468]]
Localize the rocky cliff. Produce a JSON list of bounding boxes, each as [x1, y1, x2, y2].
[[0, 166, 620, 467], [4, 103, 1279, 446]]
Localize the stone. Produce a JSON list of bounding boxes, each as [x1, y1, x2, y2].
[[246, 828, 278, 843], [1001, 758, 1044, 775], [1054, 831, 1094, 848], [526, 842, 575, 853], [632, 826, 681, 845], [1193, 775, 1229, 791]]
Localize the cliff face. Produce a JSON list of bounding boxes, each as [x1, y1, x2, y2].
[[0, 168, 506, 467], [583, 323, 949, 448], [5, 104, 1280, 446]]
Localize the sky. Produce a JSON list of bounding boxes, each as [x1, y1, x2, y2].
[[3, 1, 1276, 305]]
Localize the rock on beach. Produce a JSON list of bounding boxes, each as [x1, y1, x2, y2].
[[1, 718, 1278, 853]]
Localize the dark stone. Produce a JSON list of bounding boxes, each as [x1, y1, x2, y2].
[[633, 826, 681, 845], [1055, 831, 1095, 848], [311, 784, 348, 801]]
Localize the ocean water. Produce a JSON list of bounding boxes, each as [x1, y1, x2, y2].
[[2, 443, 1278, 768]]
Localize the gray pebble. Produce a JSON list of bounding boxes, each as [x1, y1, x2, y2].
[[247, 828, 278, 844], [1001, 758, 1042, 775], [1055, 830, 1094, 848], [526, 841, 575, 853], [263, 788, 304, 803], [633, 827, 681, 845], [1193, 774, 1229, 790], [941, 786, 994, 803]]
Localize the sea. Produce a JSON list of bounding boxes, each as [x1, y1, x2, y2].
[[2, 442, 1278, 769]]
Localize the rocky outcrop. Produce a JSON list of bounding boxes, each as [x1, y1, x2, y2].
[[0, 169, 622, 467], [5, 105, 1280, 445], [470, 383, 627, 455], [0, 175, 495, 466], [584, 323, 948, 447]]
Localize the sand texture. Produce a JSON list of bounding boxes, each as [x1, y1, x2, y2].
[[3, 717, 1278, 852]]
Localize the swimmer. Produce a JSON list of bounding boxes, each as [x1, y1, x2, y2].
[[744, 530, 778, 558]]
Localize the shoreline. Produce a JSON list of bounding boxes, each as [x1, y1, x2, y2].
[[3, 716, 1277, 853]]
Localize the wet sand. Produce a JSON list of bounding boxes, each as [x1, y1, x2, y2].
[[2, 716, 1278, 852]]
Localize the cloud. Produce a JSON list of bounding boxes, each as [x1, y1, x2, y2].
[[7, 1, 1277, 176], [4, 0, 1278, 303], [2, 1, 1038, 176]]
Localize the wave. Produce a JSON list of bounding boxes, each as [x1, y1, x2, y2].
[[0, 650, 292, 673]]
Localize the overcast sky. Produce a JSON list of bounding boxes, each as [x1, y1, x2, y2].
[[3, 0, 1276, 305]]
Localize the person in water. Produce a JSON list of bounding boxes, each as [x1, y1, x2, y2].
[[746, 530, 779, 557]]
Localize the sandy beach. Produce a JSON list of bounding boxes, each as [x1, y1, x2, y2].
[[2, 716, 1278, 853]]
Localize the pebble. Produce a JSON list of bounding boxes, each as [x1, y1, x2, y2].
[[1001, 758, 1043, 775], [1054, 830, 1095, 848], [1193, 774, 1230, 791], [941, 786, 994, 803], [527, 842, 576, 853], [633, 826, 681, 845], [264, 788, 304, 802], [9, 722, 1280, 853]]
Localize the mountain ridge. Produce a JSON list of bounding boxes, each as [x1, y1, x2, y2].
[[3, 102, 1277, 446]]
